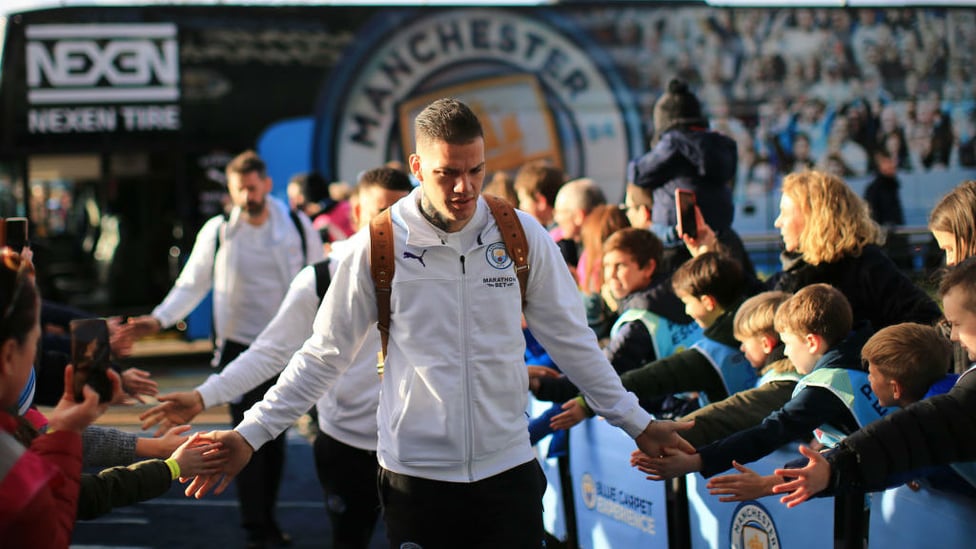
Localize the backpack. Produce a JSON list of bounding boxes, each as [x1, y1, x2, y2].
[[368, 195, 529, 376]]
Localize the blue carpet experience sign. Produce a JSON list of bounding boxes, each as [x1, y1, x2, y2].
[[570, 418, 667, 549]]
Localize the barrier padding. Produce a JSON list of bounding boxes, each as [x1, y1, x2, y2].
[[529, 394, 568, 541], [868, 481, 976, 547], [688, 446, 833, 549], [569, 417, 669, 549]]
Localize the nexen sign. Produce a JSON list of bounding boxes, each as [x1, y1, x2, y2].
[[26, 23, 179, 105]]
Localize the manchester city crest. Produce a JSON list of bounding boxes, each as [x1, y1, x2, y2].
[[486, 241, 512, 269]]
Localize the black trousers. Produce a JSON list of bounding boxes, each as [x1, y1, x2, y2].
[[313, 430, 381, 549], [378, 459, 547, 549], [220, 340, 287, 540]]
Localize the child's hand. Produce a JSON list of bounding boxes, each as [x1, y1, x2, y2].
[[136, 425, 191, 458], [120, 367, 159, 402], [550, 399, 586, 430], [139, 390, 205, 436], [630, 449, 654, 470], [47, 365, 121, 434], [526, 366, 560, 394], [772, 445, 830, 508], [106, 316, 136, 358], [172, 432, 227, 479], [706, 461, 778, 502], [633, 446, 701, 481]]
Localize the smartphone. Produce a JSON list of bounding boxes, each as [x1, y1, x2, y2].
[[675, 189, 698, 239], [5, 217, 28, 250], [70, 318, 114, 403]]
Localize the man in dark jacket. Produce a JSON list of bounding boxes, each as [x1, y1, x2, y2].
[[629, 78, 755, 277]]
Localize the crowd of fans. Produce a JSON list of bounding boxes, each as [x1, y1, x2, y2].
[[576, 7, 976, 195]]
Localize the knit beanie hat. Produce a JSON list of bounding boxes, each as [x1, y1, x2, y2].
[[653, 79, 707, 139]]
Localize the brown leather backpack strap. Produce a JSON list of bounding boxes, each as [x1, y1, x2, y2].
[[369, 209, 395, 377], [484, 194, 529, 307]]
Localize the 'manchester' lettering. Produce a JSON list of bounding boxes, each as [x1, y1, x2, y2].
[[350, 17, 590, 148]]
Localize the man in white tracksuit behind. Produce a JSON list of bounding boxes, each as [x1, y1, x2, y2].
[[188, 98, 695, 549], [128, 150, 323, 548], [139, 166, 414, 549]]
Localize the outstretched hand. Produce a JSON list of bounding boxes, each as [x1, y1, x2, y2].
[[706, 461, 778, 502], [549, 399, 587, 430], [140, 390, 205, 436], [120, 367, 159, 403], [526, 365, 560, 394], [172, 432, 229, 479], [634, 418, 695, 457], [771, 445, 829, 508], [632, 446, 701, 481], [183, 430, 254, 499], [125, 315, 163, 339], [106, 316, 136, 358]]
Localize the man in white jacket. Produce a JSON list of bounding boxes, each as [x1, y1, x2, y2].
[[129, 150, 323, 548], [139, 166, 413, 548], [186, 99, 693, 548]]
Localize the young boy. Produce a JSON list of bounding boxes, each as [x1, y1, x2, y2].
[[703, 321, 950, 502], [774, 258, 976, 505], [530, 228, 700, 404], [546, 251, 755, 428], [674, 290, 799, 448], [634, 284, 882, 482]]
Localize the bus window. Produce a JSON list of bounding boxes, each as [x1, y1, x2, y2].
[[0, 161, 26, 219]]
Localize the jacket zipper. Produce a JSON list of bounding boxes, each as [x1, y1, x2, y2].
[[459, 254, 474, 481]]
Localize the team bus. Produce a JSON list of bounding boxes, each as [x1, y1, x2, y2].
[[6, 3, 976, 548], [0, 1, 973, 317]]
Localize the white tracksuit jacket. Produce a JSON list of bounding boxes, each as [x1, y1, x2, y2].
[[151, 196, 323, 348], [196, 239, 379, 451], [237, 189, 652, 482]]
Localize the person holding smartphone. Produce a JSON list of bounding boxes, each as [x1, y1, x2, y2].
[[628, 78, 755, 278]]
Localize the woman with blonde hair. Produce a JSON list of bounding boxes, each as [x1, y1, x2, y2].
[[928, 180, 976, 372], [692, 170, 940, 331], [929, 180, 976, 267]]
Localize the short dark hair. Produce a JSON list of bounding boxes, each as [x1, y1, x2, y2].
[[226, 150, 267, 179], [671, 251, 745, 309], [862, 323, 950, 403], [603, 228, 663, 270], [414, 98, 483, 148], [358, 166, 414, 193], [289, 172, 328, 204], [939, 255, 976, 311], [774, 283, 852, 347], [514, 162, 565, 206]]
